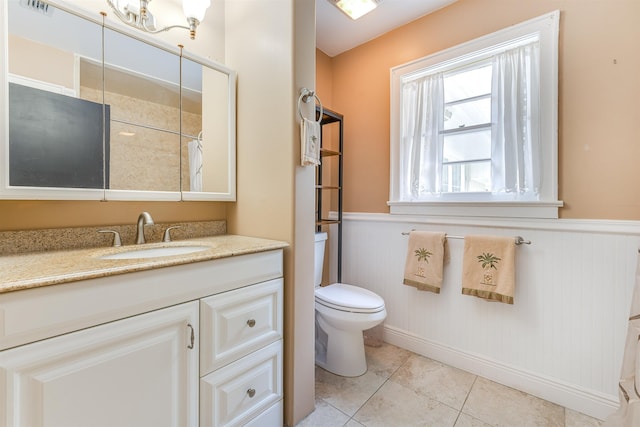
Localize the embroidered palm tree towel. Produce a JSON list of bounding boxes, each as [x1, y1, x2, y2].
[[403, 231, 447, 293], [462, 235, 516, 304]]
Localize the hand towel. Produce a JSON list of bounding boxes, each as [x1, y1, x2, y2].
[[462, 235, 516, 304], [301, 118, 321, 166], [188, 139, 203, 192], [403, 231, 447, 293]]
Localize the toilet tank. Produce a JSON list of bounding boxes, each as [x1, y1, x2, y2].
[[314, 232, 328, 287]]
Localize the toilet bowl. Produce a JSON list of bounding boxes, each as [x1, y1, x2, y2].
[[314, 232, 386, 377]]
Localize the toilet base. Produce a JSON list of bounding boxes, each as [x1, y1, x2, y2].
[[315, 314, 369, 377]]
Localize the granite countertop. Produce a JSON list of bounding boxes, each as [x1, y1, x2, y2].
[[0, 234, 288, 294]]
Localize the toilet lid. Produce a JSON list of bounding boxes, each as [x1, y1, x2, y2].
[[315, 283, 385, 313]]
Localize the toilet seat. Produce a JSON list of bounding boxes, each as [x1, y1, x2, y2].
[[315, 283, 385, 314]]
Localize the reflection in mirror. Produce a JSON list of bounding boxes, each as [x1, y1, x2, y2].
[[7, 0, 105, 190], [181, 56, 230, 196], [3, 0, 236, 201], [180, 56, 203, 192], [100, 28, 181, 193]]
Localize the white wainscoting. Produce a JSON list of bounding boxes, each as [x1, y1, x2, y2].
[[328, 213, 640, 421]]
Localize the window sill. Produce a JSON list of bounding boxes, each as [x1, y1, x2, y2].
[[388, 200, 563, 219]]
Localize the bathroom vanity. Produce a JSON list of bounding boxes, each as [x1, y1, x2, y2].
[[0, 235, 287, 427]]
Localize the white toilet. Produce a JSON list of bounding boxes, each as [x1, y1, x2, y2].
[[314, 232, 386, 377]]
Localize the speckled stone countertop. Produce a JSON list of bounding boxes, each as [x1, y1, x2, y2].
[[0, 234, 288, 294]]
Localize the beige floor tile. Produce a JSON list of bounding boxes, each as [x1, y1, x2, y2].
[[454, 413, 493, 427], [565, 408, 603, 427], [390, 353, 477, 410], [296, 399, 351, 427], [365, 342, 413, 379], [344, 419, 366, 427], [353, 379, 460, 427], [315, 366, 387, 417], [462, 377, 564, 427]]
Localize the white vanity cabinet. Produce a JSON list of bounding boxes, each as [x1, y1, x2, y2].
[[0, 248, 284, 427], [200, 279, 283, 426], [0, 302, 199, 427]]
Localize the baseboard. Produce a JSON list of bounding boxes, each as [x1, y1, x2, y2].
[[382, 324, 618, 421]]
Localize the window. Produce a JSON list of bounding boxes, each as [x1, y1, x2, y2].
[[389, 11, 562, 218]]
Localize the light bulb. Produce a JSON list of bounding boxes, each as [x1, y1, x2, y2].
[[182, 0, 211, 22]]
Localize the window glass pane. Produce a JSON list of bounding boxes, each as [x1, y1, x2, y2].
[[443, 129, 491, 163], [444, 64, 492, 103], [442, 161, 491, 193], [444, 97, 491, 130]]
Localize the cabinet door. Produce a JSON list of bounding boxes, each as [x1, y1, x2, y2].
[[0, 301, 199, 427]]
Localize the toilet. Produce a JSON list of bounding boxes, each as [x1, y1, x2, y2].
[[314, 232, 386, 377]]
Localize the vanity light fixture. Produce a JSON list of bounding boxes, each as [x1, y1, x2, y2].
[[106, 0, 211, 40], [328, 0, 382, 20]]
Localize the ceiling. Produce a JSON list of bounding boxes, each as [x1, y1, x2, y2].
[[316, 0, 458, 57]]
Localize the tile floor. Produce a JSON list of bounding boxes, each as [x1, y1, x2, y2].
[[297, 342, 604, 427]]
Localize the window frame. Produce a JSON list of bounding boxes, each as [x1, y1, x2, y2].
[[389, 10, 562, 219]]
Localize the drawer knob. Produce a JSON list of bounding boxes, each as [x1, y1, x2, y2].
[[247, 319, 256, 328], [247, 388, 256, 398]]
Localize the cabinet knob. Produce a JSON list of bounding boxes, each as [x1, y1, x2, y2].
[[246, 319, 256, 328], [247, 388, 256, 398]]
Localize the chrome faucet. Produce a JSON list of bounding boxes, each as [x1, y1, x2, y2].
[[135, 211, 154, 244]]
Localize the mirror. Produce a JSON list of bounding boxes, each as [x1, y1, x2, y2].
[[102, 27, 182, 196], [1, 0, 236, 201], [181, 54, 234, 199], [5, 0, 105, 198]]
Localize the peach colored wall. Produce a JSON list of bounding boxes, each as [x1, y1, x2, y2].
[[320, 0, 640, 220]]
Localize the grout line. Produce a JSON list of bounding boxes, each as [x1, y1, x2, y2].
[[453, 375, 479, 426], [347, 346, 412, 426]]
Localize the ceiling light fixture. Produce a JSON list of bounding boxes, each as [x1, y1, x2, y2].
[[106, 0, 211, 40], [328, 0, 382, 20]]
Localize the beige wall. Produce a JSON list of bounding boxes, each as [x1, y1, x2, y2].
[[0, 200, 226, 230], [225, 1, 316, 425], [319, 0, 640, 220], [8, 35, 75, 89]]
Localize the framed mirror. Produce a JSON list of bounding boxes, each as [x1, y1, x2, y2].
[[0, 0, 236, 201]]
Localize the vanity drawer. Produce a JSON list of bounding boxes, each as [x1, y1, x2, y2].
[[200, 340, 282, 427], [200, 278, 283, 375]]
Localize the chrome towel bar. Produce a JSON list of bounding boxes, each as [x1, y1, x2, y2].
[[401, 231, 531, 245]]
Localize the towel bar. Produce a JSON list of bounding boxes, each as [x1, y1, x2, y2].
[[298, 88, 323, 122], [401, 231, 531, 245]]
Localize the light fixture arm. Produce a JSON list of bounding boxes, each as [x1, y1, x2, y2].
[[140, 20, 192, 37], [105, 0, 204, 40], [105, 0, 137, 27]]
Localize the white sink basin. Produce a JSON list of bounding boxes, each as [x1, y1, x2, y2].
[[99, 245, 211, 260]]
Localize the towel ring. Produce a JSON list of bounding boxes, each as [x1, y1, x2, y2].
[[298, 88, 323, 123]]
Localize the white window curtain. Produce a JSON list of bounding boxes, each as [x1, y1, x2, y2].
[[491, 41, 541, 195], [401, 72, 444, 199]]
